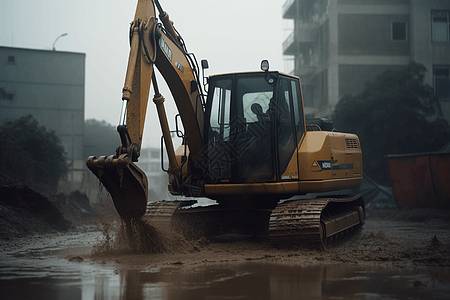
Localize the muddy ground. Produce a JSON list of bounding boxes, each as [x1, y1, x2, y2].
[[86, 208, 450, 274], [1, 182, 450, 274]]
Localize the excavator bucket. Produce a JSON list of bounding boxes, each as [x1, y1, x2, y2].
[[86, 154, 148, 220]]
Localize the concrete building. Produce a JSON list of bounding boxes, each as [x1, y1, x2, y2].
[[282, 0, 450, 121], [0, 46, 85, 191]]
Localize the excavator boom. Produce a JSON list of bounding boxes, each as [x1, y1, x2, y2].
[[87, 0, 205, 220]]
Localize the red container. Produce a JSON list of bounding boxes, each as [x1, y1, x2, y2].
[[388, 153, 450, 209]]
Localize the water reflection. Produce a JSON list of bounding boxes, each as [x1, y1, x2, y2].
[[1, 262, 449, 299]]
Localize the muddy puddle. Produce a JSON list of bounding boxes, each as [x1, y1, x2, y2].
[[2, 204, 450, 299], [1, 228, 450, 300], [1, 257, 450, 300]]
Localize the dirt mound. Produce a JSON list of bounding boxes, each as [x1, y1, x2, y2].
[[0, 179, 94, 240], [0, 184, 70, 240], [49, 190, 95, 226], [335, 230, 450, 268]]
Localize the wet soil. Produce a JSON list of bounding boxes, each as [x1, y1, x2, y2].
[[0, 180, 95, 240], [87, 218, 450, 272], [1, 183, 450, 271], [2, 207, 450, 300], [2, 183, 450, 298]]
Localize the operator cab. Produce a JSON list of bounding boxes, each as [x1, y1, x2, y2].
[[204, 61, 306, 184]]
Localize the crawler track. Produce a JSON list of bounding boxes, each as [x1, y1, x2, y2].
[[268, 195, 365, 248], [143, 195, 364, 247]]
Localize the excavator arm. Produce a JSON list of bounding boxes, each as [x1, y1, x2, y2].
[[122, 0, 204, 163], [86, 0, 205, 220]]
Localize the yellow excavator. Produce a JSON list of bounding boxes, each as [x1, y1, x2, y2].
[[86, 0, 364, 247]]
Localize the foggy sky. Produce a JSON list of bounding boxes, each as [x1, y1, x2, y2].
[[1, 0, 287, 148]]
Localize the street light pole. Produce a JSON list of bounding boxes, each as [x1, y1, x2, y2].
[[52, 33, 68, 51]]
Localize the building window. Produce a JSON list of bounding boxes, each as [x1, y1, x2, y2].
[[434, 66, 450, 101], [7, 56, 15, 64], [392, 22, 407, 41], [432, 11, 450, 44]]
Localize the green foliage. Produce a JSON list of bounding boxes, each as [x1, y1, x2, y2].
[[83, 119, 120, 159], [0, 87, 12, 100], [332, 62, 450, 185], [0, 115, 68, 192]]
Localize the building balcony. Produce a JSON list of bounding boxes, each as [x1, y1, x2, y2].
[[296, 65, 316, 78], [297, 22, 319, 42], [282, 0, 297, 19], [282, 23, 319, 55], [283, 32, 296, 55]]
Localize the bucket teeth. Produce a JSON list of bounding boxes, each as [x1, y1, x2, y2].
[[86, 154, 148, 220]]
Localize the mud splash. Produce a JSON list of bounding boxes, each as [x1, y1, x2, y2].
[[94, 217, 194, 254], [92, 187, 194, 255]]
